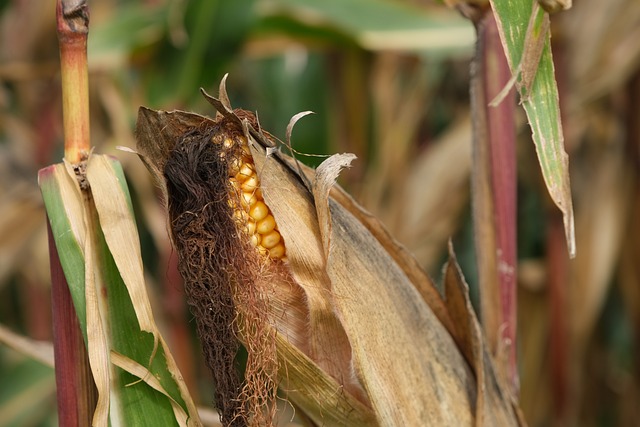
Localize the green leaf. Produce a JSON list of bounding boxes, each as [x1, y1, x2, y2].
[[88, 3, 167, 63], [39, 164, 88, 338], [489, 0, 575, 257], [267, 0, 474, 53]]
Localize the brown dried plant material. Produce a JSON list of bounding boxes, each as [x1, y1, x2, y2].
[[151, 108, 288, 426], [135, 77, 523, 426], [163, 127, 252, 426], [442, 242, 524, 427]]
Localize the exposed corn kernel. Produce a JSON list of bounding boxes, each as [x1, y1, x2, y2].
[[250, 234, 261, 247], [229, 177, 240, 190], [261, 230, 281, 249], [249, 201, 269, 222], [236, 164, 254, 182], [229, 158, 242, 176], [241, 175, 259, 192], [268, 244, 285, 259], [241, 143, 251, 160], [233, 208, 248, 222], [240, 192, 258, 209], [245, 219, 257, 235], [256, 215, 276, 234]]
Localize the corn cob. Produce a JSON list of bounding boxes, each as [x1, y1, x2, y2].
[[221, 135, 286, 261]]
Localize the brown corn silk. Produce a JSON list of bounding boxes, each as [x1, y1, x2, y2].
[[163, 126, 255, 426], [137, 105, 283, 426], [135, 78, 522, 426]]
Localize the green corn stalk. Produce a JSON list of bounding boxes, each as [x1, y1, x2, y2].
[[38, 1, 201, 425]]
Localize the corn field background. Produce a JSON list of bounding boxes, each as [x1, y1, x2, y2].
[[1, 0, 640, 426]]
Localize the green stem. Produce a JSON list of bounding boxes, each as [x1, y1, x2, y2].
[[57, 0, 90, 163]]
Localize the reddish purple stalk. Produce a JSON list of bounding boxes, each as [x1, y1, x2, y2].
[[471, 8, 519, 393], [48, 219, 97, 426], [483, 12, 518, 391]]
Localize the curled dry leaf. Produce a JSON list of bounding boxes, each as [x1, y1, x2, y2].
[[134, 78, 522, 426]]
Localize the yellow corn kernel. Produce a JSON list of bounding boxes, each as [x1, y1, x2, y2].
[[260, 230, 281, 249], [249, 201, 269, 222], [241, 175, 259, 192], [268, 243, 285, 259], [233, 207, 248, 222], [240, 192, 258, 209], [229, 177, 240, 190], [241, 143, 251, 159], [251, 234, 261, 247], [236, 164, 254, 182], [256, 215, 276, 234]]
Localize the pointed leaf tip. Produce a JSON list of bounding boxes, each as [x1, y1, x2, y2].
[[116, 146, 137, 154], [565, 211, 576, 259], [218, 73, 232, 110], [200, 74, 234, 116]]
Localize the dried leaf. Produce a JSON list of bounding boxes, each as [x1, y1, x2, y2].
[[251, 142, 362, 401], [86, 155, 201, 425], [274, 334, 376, 426], [443, 243, 523, 427], [110, 352, 191, 426], [87, 155, 156, 336], [135, 108, 211, 204], [323, 190, 474, 425]]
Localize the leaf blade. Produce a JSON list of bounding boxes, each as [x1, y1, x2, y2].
[[489, 0, 575, 257]]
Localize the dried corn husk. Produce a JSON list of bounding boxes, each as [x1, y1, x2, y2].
[[134, 77, 522, 427]]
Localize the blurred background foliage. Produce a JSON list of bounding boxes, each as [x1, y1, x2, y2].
[[1, 0, 639, 426]]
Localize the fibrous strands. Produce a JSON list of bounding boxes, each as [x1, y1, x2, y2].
[[164, 113, 282, 426]]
